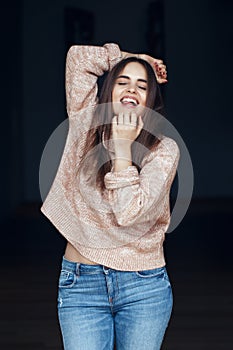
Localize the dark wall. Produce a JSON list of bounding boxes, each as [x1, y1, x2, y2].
[[1, 5, 232, 348], [22, 0, 233, 206], [0, 1, 23, 220], [165, 0, 233, 198], [1, 0, 232, 219]]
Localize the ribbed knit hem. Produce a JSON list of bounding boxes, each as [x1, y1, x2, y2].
[[69, 243, 166, 271]]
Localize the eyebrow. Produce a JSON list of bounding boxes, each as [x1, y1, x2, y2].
[[117, 75, 147, 83]]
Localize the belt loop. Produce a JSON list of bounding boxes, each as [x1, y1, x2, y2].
[[76, 263, 80, 276]]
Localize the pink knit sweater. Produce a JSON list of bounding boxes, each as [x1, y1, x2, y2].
[[41, 43, 180, 271]]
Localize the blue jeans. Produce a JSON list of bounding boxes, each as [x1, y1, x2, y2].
[[57, 257, 173, 350]]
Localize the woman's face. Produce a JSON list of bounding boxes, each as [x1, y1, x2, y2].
[[112, 62, 148, 115]]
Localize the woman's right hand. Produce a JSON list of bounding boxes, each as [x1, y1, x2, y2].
[[121, 51, 167, 84], [111, 112, 144, 148], [111, 112, 144, 172]]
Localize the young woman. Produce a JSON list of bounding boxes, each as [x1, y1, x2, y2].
[[41, 43, 180, 350]]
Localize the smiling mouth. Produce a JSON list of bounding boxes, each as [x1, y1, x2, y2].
[[120, 96, 139, 107]]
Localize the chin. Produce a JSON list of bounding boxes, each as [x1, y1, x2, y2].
[[112, 102, 145, 116]]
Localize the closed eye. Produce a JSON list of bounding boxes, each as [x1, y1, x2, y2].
[[117, 83, 147, 90]]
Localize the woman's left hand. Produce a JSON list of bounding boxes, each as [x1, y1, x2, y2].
[[139, 54, 167, 84]]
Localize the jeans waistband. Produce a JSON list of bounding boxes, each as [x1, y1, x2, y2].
[[61, 256, 112, 275]]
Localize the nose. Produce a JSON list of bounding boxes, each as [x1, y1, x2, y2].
[[127, 85, 136, 93]]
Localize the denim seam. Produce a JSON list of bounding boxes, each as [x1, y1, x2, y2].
[[135, 271, 165, 278]]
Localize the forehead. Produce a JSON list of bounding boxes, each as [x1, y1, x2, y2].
[[119, 62, 147, 80]]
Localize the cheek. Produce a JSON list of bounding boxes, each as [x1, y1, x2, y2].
[[112, 87, 117, 102], [141, 93, 147, 106], [112, 87, 124, 103]]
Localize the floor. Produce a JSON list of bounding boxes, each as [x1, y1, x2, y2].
[[0, 197, 232, 349]]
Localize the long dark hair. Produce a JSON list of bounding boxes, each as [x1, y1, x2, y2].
[[80, 57, 164, 191]]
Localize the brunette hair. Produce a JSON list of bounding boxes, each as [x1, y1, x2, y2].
[[80, 57, 164, 191]]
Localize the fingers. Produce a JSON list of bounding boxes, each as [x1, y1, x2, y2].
[[154, 58, 163, 65], [112, 113, 144, 143], [112, 115, 118, 125], [112, 112, 141, 127], [130, 112, 137, 127], [137, 54, 168, 83], [124, 112, 131, 126], [137, 115, 144, 130], [118, 112, 124, 125], [114, 112, 132, 126], [154, 61, 167, 82]]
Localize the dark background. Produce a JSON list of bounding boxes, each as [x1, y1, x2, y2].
[[0, 0, 232, 349]]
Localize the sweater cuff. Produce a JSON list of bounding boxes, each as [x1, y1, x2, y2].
[[103, 43, 122, 70], [104, 166, 139, 190]]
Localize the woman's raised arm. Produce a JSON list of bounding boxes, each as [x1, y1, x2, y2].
[[66, 44, 168, 118], [65, 44, 121, 117]]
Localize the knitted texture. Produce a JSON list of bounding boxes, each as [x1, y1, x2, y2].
[[41, 44, 180, 271]]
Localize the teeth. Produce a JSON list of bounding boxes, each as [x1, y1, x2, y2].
[[121, 97, 138, 105]]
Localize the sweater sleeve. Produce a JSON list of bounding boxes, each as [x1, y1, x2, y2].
[[65, 43, 122, 118], [104, 137, 180, 227]]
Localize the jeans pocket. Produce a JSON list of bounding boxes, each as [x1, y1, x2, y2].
[[163, 268, 171, 282], [58, 270, 76, 288], [135, 266, 166, 279]]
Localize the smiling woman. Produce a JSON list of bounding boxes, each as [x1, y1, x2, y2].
[[113, 62, 148, 106], [41, 43, 180, 350], [110, 61, 151, 172], [82, 55, 165, 190]]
